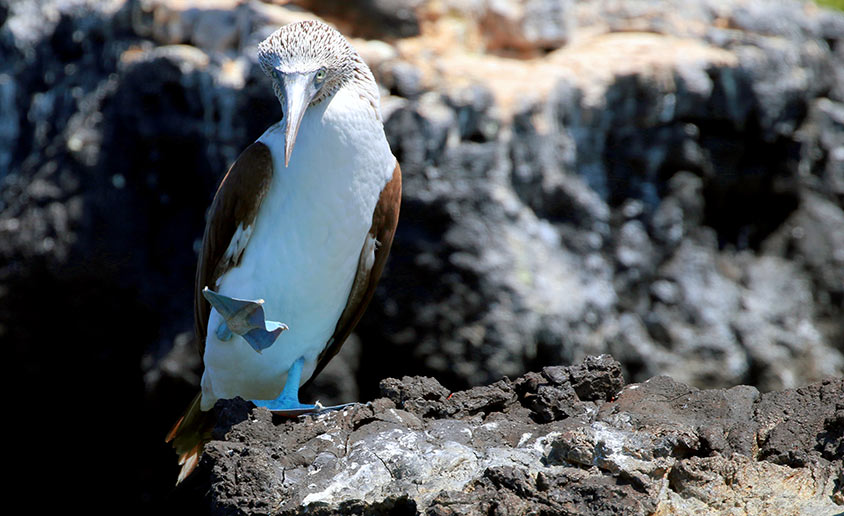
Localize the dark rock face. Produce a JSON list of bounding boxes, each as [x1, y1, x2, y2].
[[2, 0, 843, 512], [357, 0, 844, 397], [0, 1, 278, 510], [193, 355, 842, 515]]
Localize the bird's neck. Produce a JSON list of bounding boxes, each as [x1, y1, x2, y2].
[[258, 86, 395, 218]]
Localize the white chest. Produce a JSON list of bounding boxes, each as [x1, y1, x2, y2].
[[200, 88, 395, 407]]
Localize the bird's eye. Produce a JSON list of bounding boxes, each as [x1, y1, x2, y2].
[[314, 68, 327, 84]]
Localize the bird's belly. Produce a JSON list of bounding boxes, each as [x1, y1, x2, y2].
[[200, 179, 371, 406]]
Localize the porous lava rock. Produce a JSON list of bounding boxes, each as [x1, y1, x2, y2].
[[188, 356, 842, 515]]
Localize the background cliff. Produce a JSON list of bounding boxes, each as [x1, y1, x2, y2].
[[1, 0, 842, 513]]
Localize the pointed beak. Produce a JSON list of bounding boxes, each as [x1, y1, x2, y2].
[[280, 73, 316, 167]]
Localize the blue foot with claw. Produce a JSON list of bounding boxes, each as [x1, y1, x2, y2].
[[202, 287, 288, 353], [252, 357, 358, 417]]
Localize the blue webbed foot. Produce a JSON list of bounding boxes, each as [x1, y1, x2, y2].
[[252, 357, 359, 417], [202, 287, 288, 353], [252, 397, 325, 417]]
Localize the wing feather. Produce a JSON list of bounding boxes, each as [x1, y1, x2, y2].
[[305, 162, 402, 385], [194, 142, 274, 357]]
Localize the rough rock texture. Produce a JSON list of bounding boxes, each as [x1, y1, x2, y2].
[[367, 0, 844, 397], [186, 355, 843, 515], [2, 0, 843, 513]]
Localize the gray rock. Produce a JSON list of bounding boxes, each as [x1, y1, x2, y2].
[[798, 98, 844, 197], [195, 356, 842, 515], [480, 0, 574, 54], [380, 60, 424, 99]]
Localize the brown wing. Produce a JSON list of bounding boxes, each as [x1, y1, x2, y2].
[[194, 142, 274, 357], [305, 162, 402, 385]]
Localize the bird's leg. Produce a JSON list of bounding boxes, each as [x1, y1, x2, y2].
[[252, 357, 318, 415], [202, 287, 288, 354], [252, 357, 357, 417]]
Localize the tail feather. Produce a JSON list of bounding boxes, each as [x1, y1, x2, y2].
[[166, 392, 215, 484]]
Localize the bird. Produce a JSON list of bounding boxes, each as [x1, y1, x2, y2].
[[166, 20, 401, 483]]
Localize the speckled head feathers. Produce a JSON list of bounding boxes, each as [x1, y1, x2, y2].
[[258, 20, 377, 108]]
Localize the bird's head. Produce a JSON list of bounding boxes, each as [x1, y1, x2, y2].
[[258, 20, 375, 167]]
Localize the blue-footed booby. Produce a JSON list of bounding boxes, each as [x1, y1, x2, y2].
[[167, 20, 401, 483]]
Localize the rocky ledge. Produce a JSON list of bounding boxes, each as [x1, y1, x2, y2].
[[184, 356, 842, 515]]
